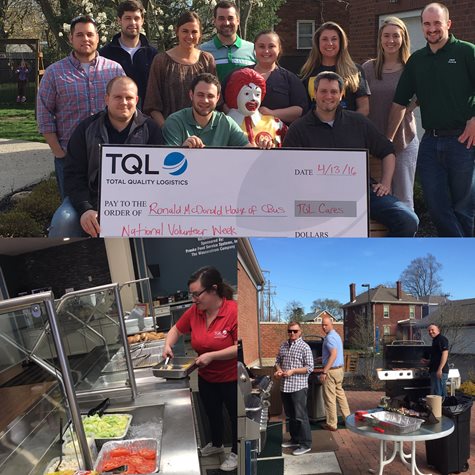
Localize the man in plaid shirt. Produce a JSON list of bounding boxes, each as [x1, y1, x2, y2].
[[37, 15, 125, 199], [275, 321, 314, 456]]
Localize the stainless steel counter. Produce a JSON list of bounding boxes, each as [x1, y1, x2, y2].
[[79, 379, 200, 475], [0, 378, 200, 475]]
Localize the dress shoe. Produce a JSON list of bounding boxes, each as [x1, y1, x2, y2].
[[321, 423, 337, 431]]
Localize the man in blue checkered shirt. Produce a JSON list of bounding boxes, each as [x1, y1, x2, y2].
[[275, 321, 314, 456]]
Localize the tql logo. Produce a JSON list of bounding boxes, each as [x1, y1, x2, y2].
[[163, 151, 188, 176], [108, 152, 160, 175]]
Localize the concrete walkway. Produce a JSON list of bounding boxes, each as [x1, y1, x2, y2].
[[0, 139, 54, 201]]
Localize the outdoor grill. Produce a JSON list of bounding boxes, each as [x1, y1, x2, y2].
[[304, 335, 327, 421], [377, 340, 461, 401], [237, 361, 273, 475]]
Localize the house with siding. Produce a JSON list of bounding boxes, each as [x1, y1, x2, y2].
[[304, 309, 338, 323], [418, 298, 475, 355]]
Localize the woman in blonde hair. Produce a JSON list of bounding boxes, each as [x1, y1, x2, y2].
[[300, 21, 369, 115], [362, 17, 419, 210]]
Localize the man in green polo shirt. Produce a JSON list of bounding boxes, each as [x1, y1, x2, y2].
[[200, 0, 255, 82], [387, 2, 475, 237], [163, 73, 272, 149]]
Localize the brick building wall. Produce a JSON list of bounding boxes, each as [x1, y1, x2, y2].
[[276, 0, 475, 72], [237, 259, 260, 365], [260, 322, 344, 360], [345, 302, 423, 344], [347, 0, 475, 63]]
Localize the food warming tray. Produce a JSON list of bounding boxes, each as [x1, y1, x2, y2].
[[363, 411, 425, 434], [94, 438, 159, 473], [152, 357, 198, 379], [102, 353, 161, 372]]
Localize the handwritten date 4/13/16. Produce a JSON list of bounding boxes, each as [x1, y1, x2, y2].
[[316, 163, 357, 176]]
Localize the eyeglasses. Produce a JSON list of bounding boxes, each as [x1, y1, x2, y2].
[[188, 288, 207, 299], [70, 14, 97, 29], [287, 329, 300, 334]]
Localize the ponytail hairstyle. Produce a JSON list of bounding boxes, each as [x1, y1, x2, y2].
[[188, 266, 234, 300]]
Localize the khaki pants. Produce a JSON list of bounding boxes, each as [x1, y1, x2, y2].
[[322, 367, 350, 428]]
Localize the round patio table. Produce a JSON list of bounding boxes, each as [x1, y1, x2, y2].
[[346, 412, 454, 475]]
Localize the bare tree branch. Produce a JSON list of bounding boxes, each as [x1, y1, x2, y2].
[[400, 253, 443, 299]]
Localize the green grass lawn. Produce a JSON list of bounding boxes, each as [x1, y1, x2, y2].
[[0, 107, 44, 142], [0, 82, 43, 142]]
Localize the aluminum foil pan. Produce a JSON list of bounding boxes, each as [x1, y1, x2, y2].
[[81, 413, 133, 443], [152, 356, 197, 379], [94, 438, 159, 473], [363, 411, 425, 434]]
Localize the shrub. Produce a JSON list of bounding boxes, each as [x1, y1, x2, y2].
[[0, 211, 43, 236], [16, 178, 61, 225], [0, 177, 60, 237], [459, 380, 475, 397]]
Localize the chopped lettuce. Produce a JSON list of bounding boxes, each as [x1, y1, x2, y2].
[[81, 414, 130, 438]]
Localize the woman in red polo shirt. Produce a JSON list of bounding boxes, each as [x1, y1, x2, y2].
[[163, 266, 237, 472]]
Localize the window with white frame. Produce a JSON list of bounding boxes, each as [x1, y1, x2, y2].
[[297, 20, 315, 50], [383, 325, 391, 336], [409, 305, 415, 319], [383, 304, 389, 318]]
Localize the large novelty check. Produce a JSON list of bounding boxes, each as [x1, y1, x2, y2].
[[99, 146, 369, 237]]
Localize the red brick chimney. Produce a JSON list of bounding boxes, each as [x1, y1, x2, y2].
[[350, 283, 356, 302], [397, 281, 402, 300]]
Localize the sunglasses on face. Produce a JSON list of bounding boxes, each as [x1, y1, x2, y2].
[[287, 329, 300, 334]]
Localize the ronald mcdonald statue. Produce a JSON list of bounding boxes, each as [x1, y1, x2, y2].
[[225, 68, 287, 147]]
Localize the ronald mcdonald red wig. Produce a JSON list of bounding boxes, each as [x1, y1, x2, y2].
[[225, 68, 267, 109]]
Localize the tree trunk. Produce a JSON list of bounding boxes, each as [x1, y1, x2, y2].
[[0, 0, 9, 41], [35, 0, 70, 54], [236, 0, 254, 41]]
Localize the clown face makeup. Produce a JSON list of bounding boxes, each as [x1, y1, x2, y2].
[[236, 83, 262, 117]]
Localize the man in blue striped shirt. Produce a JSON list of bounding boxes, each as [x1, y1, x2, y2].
[[275, 321, 314, 456]]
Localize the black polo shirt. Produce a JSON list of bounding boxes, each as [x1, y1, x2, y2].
[[283, 106, 395, 160], [429, 333, 449, 374]]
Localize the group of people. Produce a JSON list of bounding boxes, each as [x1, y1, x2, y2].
[[276, 318, 350, 456], [275, 319, 450, 457], [166, 264, 451, 467], [37, 0, 474, 238]]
